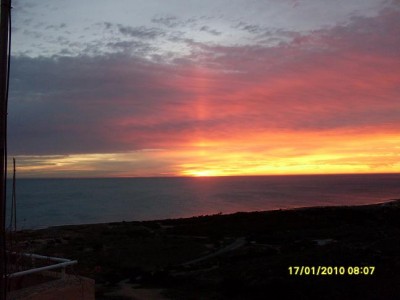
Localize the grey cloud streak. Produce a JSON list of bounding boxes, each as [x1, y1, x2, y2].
[[8, 54, 176, 155]]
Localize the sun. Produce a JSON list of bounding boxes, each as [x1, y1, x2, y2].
[[184, 170, 222, 177]]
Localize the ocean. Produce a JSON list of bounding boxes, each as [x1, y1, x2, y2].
[[5, 174, 400, 229]]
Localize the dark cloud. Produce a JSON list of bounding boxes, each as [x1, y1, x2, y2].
[[151, 15, 180, 28], [200, 26, 221, 36], [22, 29, 43, 39], [232, 21, 301, 46], [105, 40, 155, 56], [12, 0, 37, 14], [113, 24, 165, 39], [45, 23, 67, 31], [119, 25, 163, 39], [8, 53, 190, 155], [234, 21, 264, 34], [151, 15, 200, 29]]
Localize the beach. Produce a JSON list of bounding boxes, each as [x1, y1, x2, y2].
[[12, 199, 400, 299]]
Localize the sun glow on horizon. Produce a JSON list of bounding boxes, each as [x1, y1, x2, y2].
[[176, 130, 400, 177], [183, 169, 224, 177], [9, 130, 400, 178]]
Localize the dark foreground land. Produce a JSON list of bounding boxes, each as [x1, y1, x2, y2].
[[15, 200, 400, 300]]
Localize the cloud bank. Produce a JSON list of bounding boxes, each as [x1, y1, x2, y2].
[[8, 1, 400, 176]]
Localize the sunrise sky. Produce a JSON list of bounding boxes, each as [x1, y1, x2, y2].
[[8, 0, 400, 177]]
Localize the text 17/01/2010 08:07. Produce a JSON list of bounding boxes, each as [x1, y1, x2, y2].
[[288, 266, 375, 276]]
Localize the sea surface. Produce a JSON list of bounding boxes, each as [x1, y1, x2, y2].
[[5, 174, 400, 229]]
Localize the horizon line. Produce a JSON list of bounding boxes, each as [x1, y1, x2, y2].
[[7, 172, 400, 180]]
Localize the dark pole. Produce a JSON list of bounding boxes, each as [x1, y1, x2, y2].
[[0, 0, 11, 299]]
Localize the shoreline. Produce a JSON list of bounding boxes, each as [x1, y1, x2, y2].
[[22, 198, 400, 232]]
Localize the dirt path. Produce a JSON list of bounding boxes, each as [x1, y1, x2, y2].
[[182, 237, 246, 266]]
